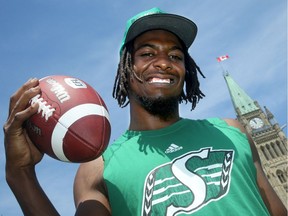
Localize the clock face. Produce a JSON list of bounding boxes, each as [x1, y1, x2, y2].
[[249, 117, 264, 129]]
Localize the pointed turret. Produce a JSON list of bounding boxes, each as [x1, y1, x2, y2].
[[222, 70, 287, 208], [223, 72, 259, 116], [264, 106, 274, 120]]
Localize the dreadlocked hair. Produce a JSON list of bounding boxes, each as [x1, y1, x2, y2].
[[112, 41, 205, 110], [181, 48, 206, 110], [112, 42, 134, 108]]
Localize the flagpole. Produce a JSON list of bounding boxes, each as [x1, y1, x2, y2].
[[219, 61, 229, 76], [216, 55, 229, 76], [218, 61, 225, 73]]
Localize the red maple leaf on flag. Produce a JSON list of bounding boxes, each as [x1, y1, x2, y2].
[[217, 55, 229, 62]]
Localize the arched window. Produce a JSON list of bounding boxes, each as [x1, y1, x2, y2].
[[266, 144, 275, 159], [276, 170, 286, 183], [271, 142, 280, 157], [261, 145, 270, 160], [276, 140, 286, 155]]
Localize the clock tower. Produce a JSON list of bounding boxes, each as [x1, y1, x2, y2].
[[223, 72, 287, 208]]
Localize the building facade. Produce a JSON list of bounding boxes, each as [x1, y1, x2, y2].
[[223, 72, 287, 208]]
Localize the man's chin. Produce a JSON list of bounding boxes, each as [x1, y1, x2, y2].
[[136, 95, 179, 120]]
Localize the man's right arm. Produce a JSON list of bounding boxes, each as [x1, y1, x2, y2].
[[6, 165, 60, 216], [4, 78, 111, 216], [4, 78, 60, 216]]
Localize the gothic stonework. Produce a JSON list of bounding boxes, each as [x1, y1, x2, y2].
[[224, 72, 287, 208]]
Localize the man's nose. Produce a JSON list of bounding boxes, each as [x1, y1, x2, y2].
[[153, 54, 173, 71]]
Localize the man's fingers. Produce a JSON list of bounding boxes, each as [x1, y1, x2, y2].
[[4, 78, 41, 138], [7, 104, 39, 131], [8, 78, 40, 115]]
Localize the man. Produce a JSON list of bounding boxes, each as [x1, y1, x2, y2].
[[4, 7, 286, 216]]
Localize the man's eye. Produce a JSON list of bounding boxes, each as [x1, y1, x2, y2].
[[141, 53, 153, 57], [170, 55, 183, 61]]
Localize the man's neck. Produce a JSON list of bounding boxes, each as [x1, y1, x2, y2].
[[128, 101, 180, 131]]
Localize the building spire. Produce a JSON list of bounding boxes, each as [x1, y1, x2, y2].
[[264, 105, 278, 126], [264, 106, 274, 120], [223, 73, 259, 116]]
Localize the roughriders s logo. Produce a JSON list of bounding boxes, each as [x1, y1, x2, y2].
[[141, 148, 234, 216]]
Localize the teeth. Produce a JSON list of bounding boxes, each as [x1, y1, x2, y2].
[[149, 78, 170, 84]]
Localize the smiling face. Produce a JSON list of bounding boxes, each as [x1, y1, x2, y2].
[[131, 30, 186, 98], [128, 30, 186, 118]]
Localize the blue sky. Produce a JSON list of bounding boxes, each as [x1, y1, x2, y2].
[[0, 1, 286, 215]]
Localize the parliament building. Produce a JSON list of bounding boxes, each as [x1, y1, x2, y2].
[[223, 72, 287, 208]]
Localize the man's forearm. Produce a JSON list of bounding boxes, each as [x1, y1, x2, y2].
[[6, 166, 60, 216]]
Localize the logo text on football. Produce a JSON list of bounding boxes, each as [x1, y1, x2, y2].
[[64, 78, 87, 89], [47, 78, 71, 103]]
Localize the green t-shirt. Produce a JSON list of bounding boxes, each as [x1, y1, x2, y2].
[[103, 118, 270, 216]]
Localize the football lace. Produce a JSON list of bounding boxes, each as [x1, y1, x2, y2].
[[30, 94, 56, 121]]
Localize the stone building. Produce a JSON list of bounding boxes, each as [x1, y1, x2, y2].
[[223, 72, 287, 208]]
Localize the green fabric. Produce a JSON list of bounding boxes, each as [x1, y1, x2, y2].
[[119, 7, 164, 55], [103, 118, 270, 216]]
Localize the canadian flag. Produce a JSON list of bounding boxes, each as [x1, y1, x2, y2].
[[217, 55, 229, 62]]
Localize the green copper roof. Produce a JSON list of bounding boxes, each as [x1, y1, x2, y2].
[[224, 72, 259, 115]]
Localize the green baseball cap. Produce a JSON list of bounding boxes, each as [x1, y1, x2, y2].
[[120, 7, 198, 55]]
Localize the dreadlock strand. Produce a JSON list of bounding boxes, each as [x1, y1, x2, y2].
[[183, 50, 206, 110], [113, 43, 134, 107]]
